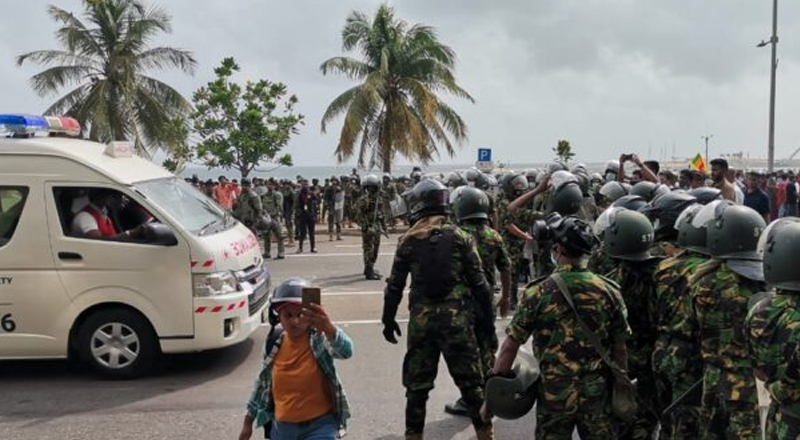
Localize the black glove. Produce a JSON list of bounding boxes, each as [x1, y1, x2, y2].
[[382, 320, 402, 344]]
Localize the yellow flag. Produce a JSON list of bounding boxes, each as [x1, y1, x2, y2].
[[690, 153, 707, 174]]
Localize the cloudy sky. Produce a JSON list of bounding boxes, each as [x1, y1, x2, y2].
[[2, 0, 799, 167]]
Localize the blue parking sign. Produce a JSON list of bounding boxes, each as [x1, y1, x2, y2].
[[478, 148, 492, 162]]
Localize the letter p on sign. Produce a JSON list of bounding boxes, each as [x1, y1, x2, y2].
[[478, 148, 492, 162]]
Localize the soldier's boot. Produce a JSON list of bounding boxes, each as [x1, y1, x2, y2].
[[276, 235, 285, 259], [296, 242, 303, 254], [405, 435, 423, 440], [444, 398, 470, 417], [475, 425, 494, 440], [329, 232, 334, 241], [365, 266, 382, 280], [262, 237, 271, 259]]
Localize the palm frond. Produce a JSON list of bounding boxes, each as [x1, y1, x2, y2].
[[137, 47, 196, 74], [29, 65, 97, 96], [321, 85, 361, 133], [320, 56, 373, 80]]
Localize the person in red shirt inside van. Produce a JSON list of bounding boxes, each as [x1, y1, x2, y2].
[[71, 189, 145, 240]]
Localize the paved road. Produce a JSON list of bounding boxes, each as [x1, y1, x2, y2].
[[0, 231, 539, 440]]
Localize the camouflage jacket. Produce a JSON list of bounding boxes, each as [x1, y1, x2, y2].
[[459, 222, 511, 288], [495, 198, 541, 254], [354, 191, 384, 231], [384, 221, 489, 308], [261, 190, 283, 218], [233, 190, 263, 226], [652, 250, 707, 378], [691, 259, 764, 403], [746, 292, 800, 415], [587, 245, 617, 277], [507, 264, 631, 380], [608, 258, 662, 371]]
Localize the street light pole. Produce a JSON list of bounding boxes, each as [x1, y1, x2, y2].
[[702, 134, 713, 163], [765, 0, 779, 172]]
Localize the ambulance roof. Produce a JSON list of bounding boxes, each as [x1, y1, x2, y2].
[[0, 137, 172, 185]]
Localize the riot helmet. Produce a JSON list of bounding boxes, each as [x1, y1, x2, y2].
[[599, 181, 628, 203], [485, 351, 540, 420], [548, 179, 583, 216], [629, 181, 669, 202], [687, 187, 722, 205], [639, 191, 697, 240], [759, 218, 800, 291], [503, 174, 529, 198], [464, 167, 482, 184], [404, 179, 450, 225], [612, 195, 648, 211], [454, 187, 490, 222], [674, 204, 709, 255], [704, 203, 766, 261], [604, 210, 655, 261], [445, 171, 466, 188], [362, 173, 380, 188], [604, 160, 620, 182], [533, 213, 599, 257]]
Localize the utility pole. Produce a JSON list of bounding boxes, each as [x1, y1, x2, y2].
[[759, 0, 779, 172], [702, 134, 713, 163]]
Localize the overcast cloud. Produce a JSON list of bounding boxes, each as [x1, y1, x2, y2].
[[2, 0, 799, 167]]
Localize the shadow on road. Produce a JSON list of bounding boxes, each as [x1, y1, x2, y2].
[[0, 337, 255, 422]]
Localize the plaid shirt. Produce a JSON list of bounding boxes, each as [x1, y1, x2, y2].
[[246, 327, 353, 436]]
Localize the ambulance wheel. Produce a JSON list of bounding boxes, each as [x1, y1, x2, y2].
[[77, 308, 159, 378]]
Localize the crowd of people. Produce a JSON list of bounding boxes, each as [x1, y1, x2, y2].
[[228, 154, 800, 440]]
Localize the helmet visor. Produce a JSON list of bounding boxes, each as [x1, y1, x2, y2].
[[757, 217, 800, 257], [674, 203, 703, 231], [691, 199, 728, 228], [551, 171, 578, 191], [594, 206, 626, 236]]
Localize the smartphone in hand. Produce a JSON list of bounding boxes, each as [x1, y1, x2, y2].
[[302, 287, 321, 308]]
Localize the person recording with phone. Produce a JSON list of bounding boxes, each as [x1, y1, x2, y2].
[[617, 153, 659, 184], [240, 278, 353, 440]]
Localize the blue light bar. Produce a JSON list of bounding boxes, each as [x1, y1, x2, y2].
[[0, 114, 49, 137]]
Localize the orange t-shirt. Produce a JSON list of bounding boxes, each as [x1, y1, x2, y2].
[[272, 334, 334, 423]]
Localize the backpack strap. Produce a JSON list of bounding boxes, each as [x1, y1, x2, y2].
[[551, 273, 629, 380]]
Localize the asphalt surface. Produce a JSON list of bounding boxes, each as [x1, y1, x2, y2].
[[0, 229, 541, 440]]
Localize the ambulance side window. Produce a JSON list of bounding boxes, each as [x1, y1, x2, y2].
[[53, 187, 155, 240], [0, 187, 29, 248]]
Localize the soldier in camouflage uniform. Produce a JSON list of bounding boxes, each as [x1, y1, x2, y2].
[[281, 180, 296, 247], [383, 174, 398, 229], [484, 215, 631, 440], [746, 218, 800, 440], [651, 203, 709, 440], [232, 178, 263, 234], [259, 180, 285, 259], [689, 201, 766, 440], [382, 179, 495, 440], [602, 209, 663, 440], [444, 187, 512, 417], [355, 174, 385, 280]]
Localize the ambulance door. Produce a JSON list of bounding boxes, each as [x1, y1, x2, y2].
[[45, 183, 194, 339], [0, 177, 71, 358]]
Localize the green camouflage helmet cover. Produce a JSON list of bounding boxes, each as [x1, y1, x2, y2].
[[603, 209, 655, 261], [758, 218, 800, 291]]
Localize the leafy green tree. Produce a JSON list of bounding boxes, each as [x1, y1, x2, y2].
[[320, 4, 473, 172], [16, 0, 196, 158], [191, 58, 304, 179], [553, 139, 575, 165], [161, 117, 191, 173]]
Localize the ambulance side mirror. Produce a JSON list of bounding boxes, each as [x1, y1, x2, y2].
[[144, 222, 178, 246]]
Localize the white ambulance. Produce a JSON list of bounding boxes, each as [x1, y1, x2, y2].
[[0, 114, 271, 377]]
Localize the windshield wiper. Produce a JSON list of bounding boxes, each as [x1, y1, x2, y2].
[[197, 219, 219, 236]]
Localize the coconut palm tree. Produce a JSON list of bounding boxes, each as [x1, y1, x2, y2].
[[16, 0, 196, 158], [320, 4, 474, 173]]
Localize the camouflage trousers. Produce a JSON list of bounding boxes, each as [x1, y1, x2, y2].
[[767, 403, 800, 440], [403, 303, 487, 435], [700, 397, 761, 440], [618, 350, 660, 440], [283, 213, 294, 241], [361, 228, 381, 271], [327, 209, 342, 236], [536, 373, 617, 440], [475, 312, 498, 375], [260, 219, 284, 258], [653, 338, 703, 440]]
